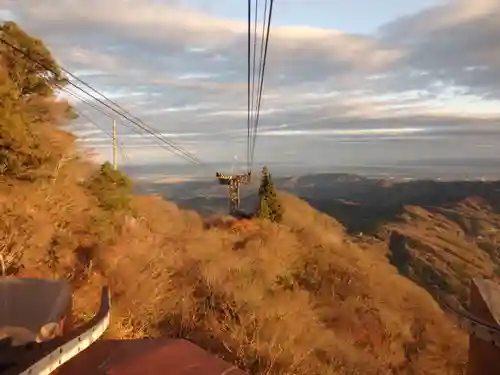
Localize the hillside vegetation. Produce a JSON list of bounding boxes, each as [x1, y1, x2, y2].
[[0, 22, 468, 375], [370, 197, 500, 307]]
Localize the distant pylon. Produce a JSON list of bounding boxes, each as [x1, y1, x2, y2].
[[112, 119, 117, 170], [215, 171, 251, 214]]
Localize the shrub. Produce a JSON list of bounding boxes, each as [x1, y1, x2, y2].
[[86, 162, 132, 211]]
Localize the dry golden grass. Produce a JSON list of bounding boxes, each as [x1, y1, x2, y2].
[[1, 161, 469, 374]]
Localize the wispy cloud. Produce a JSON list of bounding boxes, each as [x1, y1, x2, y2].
[[259, 127, 426, 137]]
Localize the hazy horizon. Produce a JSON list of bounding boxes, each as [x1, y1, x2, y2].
[[120, 156, 500, 182]]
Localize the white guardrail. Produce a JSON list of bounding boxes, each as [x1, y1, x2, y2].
[[3, 286, 110, 375]]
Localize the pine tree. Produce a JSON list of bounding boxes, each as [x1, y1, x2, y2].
[[258, 166, 283, 222]]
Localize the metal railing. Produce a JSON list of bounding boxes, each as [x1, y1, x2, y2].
[[2, 286, 110, 375]]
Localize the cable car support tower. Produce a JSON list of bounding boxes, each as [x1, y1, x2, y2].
[[216, 0, 274, 214]]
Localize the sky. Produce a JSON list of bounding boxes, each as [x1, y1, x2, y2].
[[1, 0, 500, 176]]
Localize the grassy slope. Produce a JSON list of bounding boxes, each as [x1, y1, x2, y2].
[[370, 197, 500, 307], [8, 163, 467, 374]]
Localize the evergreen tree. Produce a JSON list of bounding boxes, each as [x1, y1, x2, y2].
[[258, 166, 283, 222]]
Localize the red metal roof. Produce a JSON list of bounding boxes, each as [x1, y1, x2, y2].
[[59, 338, 248, 375]]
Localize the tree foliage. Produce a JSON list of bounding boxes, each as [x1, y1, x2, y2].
[[258, 166, 283, 223], [0, 21, 74, 180], [87, 162, 133, 211], [0, 21, 68, 99]]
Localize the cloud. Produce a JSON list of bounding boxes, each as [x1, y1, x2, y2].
[[2, 0, 400, 86], [2, 0, 500, 170], [259, 127, 426, 137], [379, 0, 500, 97]]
